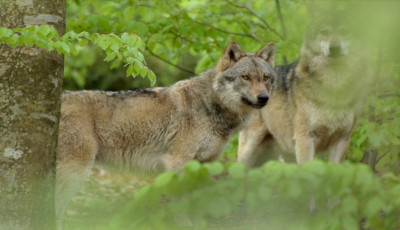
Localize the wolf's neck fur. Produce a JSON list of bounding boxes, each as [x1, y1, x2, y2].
[[177, 68, 250, 138]]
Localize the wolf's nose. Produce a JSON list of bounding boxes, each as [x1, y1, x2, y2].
[[257, 94, 269, 103], [329, 43, 342, 57]]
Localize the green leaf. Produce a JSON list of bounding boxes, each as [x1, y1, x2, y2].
[[121, 33, 138, 47], [302, 160, 326, 176], [342, 196, 358, 214], [77, 31, 90, 38], [258, 186, 272, 201], [185, 161, 201, 172], [0, 27, 12, 38], [116, 52, 123, 59], [78, 38, 88, 46], [228, 162, 245, 179], [104, 52, 117, 62], [132, 64, 140, 76], [110, 60, 121, 69], [70, 45, 79, 55], [204, 162, 224, 176], [134, 186, 151, 200], [110, 42, 119, 52], [60, 42, 71, 54], [97, 37, 110, 50], [134, 59, 144, 69], [37, 25, 53, 37], [21, 35, 35, 46], [72, 74, 85, 87], [207, 197, 231, 218], [365, 197, 384, 217], [63, 30, 78, 40], [126, 64, 135, 77], [137, 37, 146, 50], [139, 67, 148, 77], [147, 70, 156, 86], [154, 172, 176, 188], [342, 216, 359, 230], [288, 182, 302, 198]]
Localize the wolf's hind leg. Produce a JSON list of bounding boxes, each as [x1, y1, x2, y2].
[[56, 160, 95, 229], [56, 127, 98, 230], [238, 112, 268, 167]]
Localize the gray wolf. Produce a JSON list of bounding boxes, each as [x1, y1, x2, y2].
[[56, 41, 277, 228], [238, 13, 371, 166]]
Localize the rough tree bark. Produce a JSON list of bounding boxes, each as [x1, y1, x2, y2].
[[0, 0, 65, 229]]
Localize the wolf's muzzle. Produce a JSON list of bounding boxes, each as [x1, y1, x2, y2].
[[257, 94, 269, 104], [242, 96, 268, 109]]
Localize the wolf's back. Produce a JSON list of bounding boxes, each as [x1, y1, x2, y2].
[[274, 61, 298, 91]]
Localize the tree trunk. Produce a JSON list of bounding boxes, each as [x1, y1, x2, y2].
[[0, 0, 65, 229]]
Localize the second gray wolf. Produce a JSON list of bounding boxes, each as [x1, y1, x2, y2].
[[238, 13, 371, 166], [56, 41, 277, 228]]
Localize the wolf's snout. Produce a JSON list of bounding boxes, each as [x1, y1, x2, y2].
[[257, 94, 269, 104], [329, 43, 342, 57]]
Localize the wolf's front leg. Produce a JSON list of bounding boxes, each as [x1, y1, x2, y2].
[[328, 137, 350, 162], [163, 133, 226, 170], [162, 153, 196, 171], [237, 112, 268, 167], [294, 134, 316, 164], [162, 138, 197, 171]]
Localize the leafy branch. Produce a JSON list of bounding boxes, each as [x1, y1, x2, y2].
[[226, 0, 284, 40], [275, 0, 288, 64], [146, 49, 195, 75], [191, 19, 265, 44], [0, 25, 156, 85]]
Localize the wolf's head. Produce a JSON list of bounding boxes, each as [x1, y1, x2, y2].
[[302, 14, 351, 59], [213, 41, 277, 111]]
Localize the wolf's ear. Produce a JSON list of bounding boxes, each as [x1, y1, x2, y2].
[[217, 41, 244, 71], [257, 42, 275, 68]]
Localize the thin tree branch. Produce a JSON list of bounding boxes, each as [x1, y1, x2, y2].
[[242, 21, 262, 45], [275, 0, 287, 40], [170, 30, 195, 44], [227, 0, 283, 40], [275, 0, 288, 64], [368, 149, 378, 171], [146, 49, 195, 75], [375, 151, 390, 166], [192, 19, 264, 44]]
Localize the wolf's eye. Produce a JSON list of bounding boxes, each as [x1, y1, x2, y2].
[[242, 75, 250, 81], [263, 75, 270, 81]]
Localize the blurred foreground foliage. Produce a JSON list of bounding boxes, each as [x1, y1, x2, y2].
[[1, 0, 400, 228], [66, 161, 400, 230]]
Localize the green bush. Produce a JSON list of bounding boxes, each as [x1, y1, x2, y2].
[[109, 161, 400, 230]]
